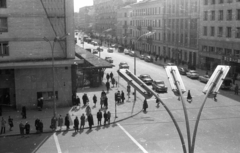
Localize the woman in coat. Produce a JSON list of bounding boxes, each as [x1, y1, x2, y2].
[[25, 121, 30, 135], [87, 113, 94, 130], [80, 114, 85, 130], [50, 116, 57, 131], [121, 91, 125, 103], [74, 116, 79, 132], [85, 105, 91, 117], [65, 114, 70, 130], [58, 115, 63, 131], [93, 94, 97, 106], [143, 99, 148, 113]]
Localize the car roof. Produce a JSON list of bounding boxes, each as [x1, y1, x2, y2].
[[140, 74, 150, 77], [189, 70, 197, 72], [154, 80, 164, 83]]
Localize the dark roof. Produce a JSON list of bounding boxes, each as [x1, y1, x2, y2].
[[75, 45, 113, 69]]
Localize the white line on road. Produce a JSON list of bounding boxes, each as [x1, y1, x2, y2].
[[117, 123, 148, 153], [53, 133, 62, 153]]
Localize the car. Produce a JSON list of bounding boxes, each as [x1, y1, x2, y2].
[[186, 70, 199, 79], [199, 75, 210, 83], [92, 49, 98, 54], [91, 41, 98, 46], [105, 57, 113, 63], [152, 80, 168, 92], [118, 46, 124, 53], [178, 67, 188, 75], [124, 49, 129, 54], [138, 74, 153, 85], [144, 56, 153, 62], [140, 54, 145, 60], [221, 78, 233, 90], [167, 63, 176, 66], [107, 48, 114, 53], [119, 62, 129, 69], [111, 44, 117, 48], [129, 51, 135, 56]]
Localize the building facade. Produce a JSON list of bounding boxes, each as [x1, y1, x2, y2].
[[79, 6, 95, 34], [199, 0, 240, 75], [0, 0, 80, 109]]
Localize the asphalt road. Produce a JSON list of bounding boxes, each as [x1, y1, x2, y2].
[[2, 35, 240, 153]]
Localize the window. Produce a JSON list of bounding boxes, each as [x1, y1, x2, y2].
[[237, 9, 240, 20], [0, 17, 7, 32], [211, 11, 215, 20], [203, 26, 208, 36], [210, 26, 215, 36], [216, 47, 223, 54], [227, 10, 232, 20], [219, 10, 223, 20], [0, 0, 6, 8], [218, 27, 223, 37], [0, 42, 9, 56], [209, 46, 215, 53], [204, 0, 208, 5], [226, 27, 232, 37], [224, 48, 232, 55], [234, 50, 240, 57], [211, 0, 215, 4], [202, 46, 208, 52], [235, 27, 240, 38], [204, 11, 208, 20], [219, 0, 224, 3]]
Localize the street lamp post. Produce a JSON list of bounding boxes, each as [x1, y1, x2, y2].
[[43, 34, 69, 118]]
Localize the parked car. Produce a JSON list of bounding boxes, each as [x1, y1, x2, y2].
[[140, 54, 145, 60], [138, 74, 153, 85], [124, 49, 129, 55], [111, 44, 117, 48], [152, 80, 168, 92], [220, 78, 233, 90], [186, 70, 199, 79], [107, 48, 114, 53], [85, 48, 92, 52], [129, 51, 135, 56], [92, 49, 98, 54], [178, 67, 188, 75], [91, 41, 98, 46], [118, 46, 124, 53], [119, 62, 129, 69], [199, 75, 210, 83], [144, 56, 153, 62], [105, 57, 113, 63]]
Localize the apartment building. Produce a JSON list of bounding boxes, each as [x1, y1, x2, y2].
[[79, 6, 95, 34], [0, 0, 80, 109], [199, 0, 240, 74]]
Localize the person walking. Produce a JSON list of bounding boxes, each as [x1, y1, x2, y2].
[[121, 91, 125, 103], [25, 121, 30, 136], [106, 73, 110, 82], [106, 81, 110, 93], [76, 96, 81, 106], [93, 94, 97, 106], [85, 104, 91, 117], [143, 99, 148, 113], [21, 106, 27, 119], [35, 118, 40, 133], [58, 115, 63, 131], [8, 116, 13, 131], [235, 84, 239, 95], [74, 116, 79, 132], [65, 114, 70, 130], [1, 117, 6, 134], [50, 116, 57, 131], [107, 111, 111, 124], [110, 72, 113, 80], [80, 114, 85, 130], [111, 77, 115, 87], [82, 93, 89, 106], [115, 80, 118, 87], [88, 113, 94, 130], [104, 96, 108, 109], [97, 110, 102, 126], [100, 95, 105, 109], [103, 111, 108, 125], [127, 84, 131, 99], [101, 90, 106, 97], [156, 98, 160, 107], [39, 120, 43, 133], [19, 121, 25, 137], [117, 91, 121, 104]]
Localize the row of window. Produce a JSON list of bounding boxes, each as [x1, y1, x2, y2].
[[203, 9, 240, 21], [204, 0, 240, 5], [203, 26, 240, 38], [132, 7, 162, 17], [202, 45, 240, 57], [0, 0, 6, 8], [131, 19, 162, 27]]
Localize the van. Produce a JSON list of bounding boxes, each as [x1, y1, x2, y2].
[[220, 78, 232, 90]]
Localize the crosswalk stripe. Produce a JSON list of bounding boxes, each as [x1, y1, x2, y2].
[[53, 133, 62, 153]]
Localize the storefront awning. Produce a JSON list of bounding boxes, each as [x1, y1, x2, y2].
[[75, 45, 114, 69]]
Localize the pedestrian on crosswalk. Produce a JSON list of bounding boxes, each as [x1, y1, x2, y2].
[[106, 81, 110, 93], [107, 111, 111, 124], [121, 91, 125, 103], [80, 114, 85, 130], [97, 110, 102, 126], [65, 114, 70, 130], [103, 111, 108, 125], [93, 94, 97, 106], [88, 113, 94, 130], [74, 116, 79, 132], [58, 115, 63, 131]]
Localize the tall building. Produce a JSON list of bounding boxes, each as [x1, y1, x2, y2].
[[79, 6, 95, 34], [199, 0, 240, 75], [0, 0, 81, 109]]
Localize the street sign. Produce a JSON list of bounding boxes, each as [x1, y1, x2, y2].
[[203, 65, 230, 94]]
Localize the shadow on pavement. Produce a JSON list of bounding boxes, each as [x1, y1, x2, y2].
[[219, 89, 240, 102]]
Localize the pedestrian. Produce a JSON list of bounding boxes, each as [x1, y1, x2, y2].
[[121, 91, 125, 103], [213, 93, 217, 102], [80, 114, 85, 130], [74, 116, 79, 132], [21, 106, 26, 119], [38, 120, 43, 133], [87, 113, 94, 130], [143, 99, 148, 113], [97, 109, 102, 126], [76, 96, 81, 106], [101, 90, 106, 97], [100, 95, 105, 109], [25, 121, 30, 136], [106, 81, 110, 93], [85, 104, 91, 117], [110, 72, 113, 80], [117, 91, 121, 104], [37, 97, 43, 111], [114, 91, 118, 103], [0, 105, 2, 116], [104, 96, 108, 109], [93, 94, 97, 106], [103, 111, 108, 125], [107, 111, 111, 124], [156, 98, 160, 107], [111, 78, 115, 87], [115, 80, 118, 87], [65, 114, 70, 130], [82, 93, 89, 106], [1, 117, 6, 134], [19, 121, 25, 137], [235, 84, 239, 95], [8, 116, 13, 131], [35, 118, 40, 133], [50, 116, 57, 131], [106, 73, 110, 81], [127, 84, 131, 98]]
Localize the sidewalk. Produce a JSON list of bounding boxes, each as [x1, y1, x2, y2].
[[0, 78, 144, 137]]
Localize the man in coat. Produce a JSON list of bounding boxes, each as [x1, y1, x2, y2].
[[110, 72, 113, 80], [21, 106, 27, 119], [88, 113, 94, 130], [107, 111, 111, 124], [97, 110, 102, 126], [80, 114, 85, 130], [19, 121, 25, 137], [82, 93, 89, 106], [103, 111, 108, 125], [121, 91, 125, 103], [106, 81, 110, 93], [93, 94, 97, 106], [74, 116, 79, 132], [143, 99, 148, 113], [106, 73, 110, 82], [25, 121, 30, 136], [104, 96, 108, 109], [38, 120, 43, 133], [65, 114, 70, 130]]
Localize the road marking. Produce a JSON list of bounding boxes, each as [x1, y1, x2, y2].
[[53, 133, 62, 153], [32, 135, 49, 153], [117, 123, 148, 153]]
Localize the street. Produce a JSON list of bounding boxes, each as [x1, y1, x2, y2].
[[1, 37, 240, 153]]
